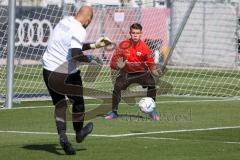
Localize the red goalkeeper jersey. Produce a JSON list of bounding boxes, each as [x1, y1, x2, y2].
[[110, 39, 156, 73]]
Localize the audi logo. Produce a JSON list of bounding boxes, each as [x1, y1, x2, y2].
[[15, 19, 53, 47]]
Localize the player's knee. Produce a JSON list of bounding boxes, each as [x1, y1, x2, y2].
[[148, 85, 156, 90], [114, 84, 123, 92], [54, 99, 68, 108], [72, 103, 85, 113], [113, 90, 121, 98]]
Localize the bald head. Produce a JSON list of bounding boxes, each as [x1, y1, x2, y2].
[[75, 5, 93, 28]]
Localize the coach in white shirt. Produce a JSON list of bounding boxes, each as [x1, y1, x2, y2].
[[42, 5, 111, 155]]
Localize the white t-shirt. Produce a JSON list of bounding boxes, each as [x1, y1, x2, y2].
[[42, 16, 86, 73]]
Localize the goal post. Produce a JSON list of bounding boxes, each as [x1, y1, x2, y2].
[[162, 0, 198, 71], [1, 0, 240, 107], [5, 0, 16, 109]]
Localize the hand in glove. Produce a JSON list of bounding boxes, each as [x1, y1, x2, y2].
[[157, 64, 168, 76], [151, 69, 160, 77], [151, 65, 168, 79], [117, 57, 126, 69], [90, 37, 112, 49]]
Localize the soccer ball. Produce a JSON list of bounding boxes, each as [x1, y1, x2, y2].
[[138, 97, 156, 114]]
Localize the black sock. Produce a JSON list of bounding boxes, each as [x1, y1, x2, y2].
[[59, 132, 68, 143], [72, 103, 85, 133], [54, 100, 67, 137], [56, 121, 67, 136], [73, 121, 84, 133]]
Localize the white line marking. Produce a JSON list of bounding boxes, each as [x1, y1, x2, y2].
[[137, 137, 179, 141], [0, 130, 58, 135], [137, 136, 240, 145], [0, 106, 53, 110], [1, 98, 239, 110], [224, 141, 240, 145], [0, 130, 111, 137], [98, 126, 240, 138], [156, 98, 240, 104], [0, 126, 240, 138]]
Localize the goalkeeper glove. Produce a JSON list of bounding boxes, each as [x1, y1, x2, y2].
[[150, 65, 168, 78], [86, 55, 103, 65], [90, 37, 112, 49], [151, 69, 160, 77], [117, 57, 126, 69], [150, 69, 161, 83], [157, 64, 168, 76]]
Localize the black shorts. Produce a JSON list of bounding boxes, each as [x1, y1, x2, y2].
[[114, 71, 155, 90], [43, 68, 84, 106]]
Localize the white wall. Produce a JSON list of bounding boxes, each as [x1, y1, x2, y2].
[[0, 0, 62, 7], [171, 1, 238, 68], [86, 0, 121, 6]]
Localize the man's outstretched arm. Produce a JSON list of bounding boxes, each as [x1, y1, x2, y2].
[[82, 37, 112, 51], [71, 48, 102, 64]]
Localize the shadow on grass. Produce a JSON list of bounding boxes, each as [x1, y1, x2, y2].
[[118, 114, 146, 119], [98, 113, 146, 119], [23, 144, 86, 155], [99, 113, 153, 122]]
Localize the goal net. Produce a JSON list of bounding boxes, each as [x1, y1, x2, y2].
[[0, 0, 240, 103], [167, 0, 240, 97]]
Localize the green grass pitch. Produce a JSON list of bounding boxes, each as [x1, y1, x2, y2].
[[1, 65, 240, 97], [0, 96, 240, 160]]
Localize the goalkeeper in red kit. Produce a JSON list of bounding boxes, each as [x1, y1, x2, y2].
[[105, 23, 160, 121]]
